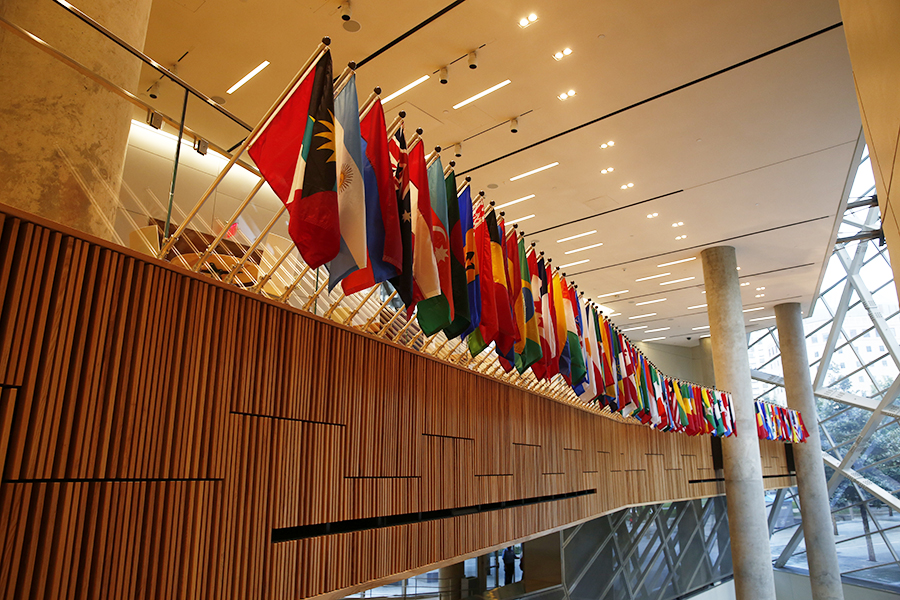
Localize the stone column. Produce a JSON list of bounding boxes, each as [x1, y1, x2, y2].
[[438, 562, 465, 600], [700, 246, 776, 600], [698, 336, 716, 387], [775, 302, 844, 600], [0, 0, 153, 240]]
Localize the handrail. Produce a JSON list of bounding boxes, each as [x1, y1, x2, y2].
[[50, 0, 253, 131]]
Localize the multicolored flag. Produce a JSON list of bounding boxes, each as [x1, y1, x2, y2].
[[416, 154, 454, 335], [327, 73, 368, 290], [247, 50, 338, 268], [443, 169, 471, 338], [515, 240, 542, 374], [340, 97, 402, 295], [408, 140, 441, 310], [387, 123, 414, 308]]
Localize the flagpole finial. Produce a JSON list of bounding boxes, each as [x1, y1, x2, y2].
[[466, 176, 472, 182], [562, 272, 567, 277], [434, 145, 441, 153], [450, 160, 456, 167], [323, 36, 331, 45], [348, 61, 357, 70], [399, 111, 406, 118], [500, 211, 505, 217], [540, 251, 544, 255], [531, 242, 536, 247], [512, 223, 518, 230], [374, 86, 382, 95], [416, 127, 424, 135], [488, 199, 494, 206]]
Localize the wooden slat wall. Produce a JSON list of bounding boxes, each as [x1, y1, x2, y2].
[[0, 207, 795, 600]]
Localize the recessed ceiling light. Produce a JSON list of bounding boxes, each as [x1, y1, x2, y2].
[[529, 13, 538, 21], [563, 48, 572, 55], [559, 258, 589, 269], [564, 242, 603, 254], [642, 336, 667, 342], [597, 289, 629, 298], [454, 79, 512, 109], [510, 162, 559, 181], [671, 222, 684, 227], [620, 185, 628, 190], [675, 235, 687, 240], [519, 13, 538, 27], [601, 167, 614, 174], [756, 287, 766, 291], [506, 214, 535, 225], [628, 183, 634, 188], [557, 230, 596, 243], [635, 298, 666, 306], [657, 257, 696, 267], [608, 141, 614, 146], [750, 315, 776, 322], [737, 267, 741, 271], [382, 74, 430, 103], [553, 48, 573, 61], [621, 325, 647, 332], [635, 272, 670, 282], [660, 277, 695, 285], [227, 60, 270, 94], [701, 291, 706, 294], [645, 327, 670, 333], [740, 282, 750, 286], [558, 89, 576, 100], [755, 293, 765, 298], [743, 307, 765, 313], [646, 212, 658, 218], [692, 325, 710, 330], [496, 194, 535, 209], [629, 313, 657, 319], [688, 304, 707, 309]]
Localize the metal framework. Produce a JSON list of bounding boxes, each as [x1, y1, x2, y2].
[[748, 148, 900, 590]]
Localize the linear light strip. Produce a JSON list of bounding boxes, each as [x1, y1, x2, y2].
[[642, 337, 667, 342], [383, 75, 430, 103], [621, 326, 647, 332], [559, 259, 589, 269], [660, 277, 695, 286], [496, 194, 535, 210], [506, 214, 535, 225], [510, 162, 559, 181], [227, 60, 270, 94], [687, 304, 707, 309], [628, 313, 657, 319], [644, 327, 670, 333], [564, 243, 603, 255], [557, 230, 596, 243], [635, 272, 671, 282], [635, 298, 666, 306], [750, 315, 776, 322], [692, 325, 710, 330], [453, 79, 512, 109], [743, 307, 765, 313], [597, 289, 628, 298], [657, 257, 696, 268]]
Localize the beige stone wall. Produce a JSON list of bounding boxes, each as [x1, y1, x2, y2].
[[0, 0, 153, 240]]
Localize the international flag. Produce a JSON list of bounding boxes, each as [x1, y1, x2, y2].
[[341, 97, 402, 295], [506, 230, 526, 352], [416, 154, 454, 335], [468, 202, 499, 356], [619, 332, 639, 416], [387, 124, 414, 308], [565, 282, 587, 391], [515, 240, 542, 374], [327, 73, 368, 290], [443, 169, 471, 338], [535, 256, 558, 379], [551, 271, 571, 383], [459, 186, 482, 338], [408, 140, 441, 309], [598, 315, 618, 407], [247, 49, 338, 268], [488, 209, 517, 356], [578, 303, 601, 403]]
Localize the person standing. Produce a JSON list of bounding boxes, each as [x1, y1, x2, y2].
[[502, 547, 515, 585]]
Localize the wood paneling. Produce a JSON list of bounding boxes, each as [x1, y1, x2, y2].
[[0, 205, 794, 599]]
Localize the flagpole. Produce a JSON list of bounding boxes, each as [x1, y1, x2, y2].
[[443, 160, 455, 177], [302, 276, 331, 311], [407, 128, 424, 151], [158, 38, 330, 259], [386, 111, 406, 139], [362, 290, 398, 332], [222, 205, 287, 284], [341, 286, 380, 325], [277, 265, 311, 302], [322, 292, 347, 319], [376, 307, 405, 338], [250, 244, 294, 293], [190, 177, 266, 272], [358, 87, 381, 120], [333, 62, 356, 97], [457, 176, 471, 195], [425, 146, 441, 169]]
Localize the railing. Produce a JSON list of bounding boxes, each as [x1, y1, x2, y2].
[[0, 0, 639, 420]]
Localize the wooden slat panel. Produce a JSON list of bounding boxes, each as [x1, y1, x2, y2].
[[0, 208, 795, 600]]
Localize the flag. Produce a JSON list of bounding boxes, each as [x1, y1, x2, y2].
[[458, 186, 481, 339], [488, 209, 517, 355], [599, 315, 618, 407], [341, 97, 402, 295], [469, 201, 499, 356], [416, 154, 454, 335], [564, 281, 587, 390], [506, 230, 526, 353], [535, 256, 558, 380], [408, 140, 441, 309], [515, 241, 543, 374], [387, 124, 414, 308], [444, 170, 471, 338], [578, 303, 601, 403], [551, 270, 571, 382], [327, 73, 367, 290], [248, 50, 338, 268]]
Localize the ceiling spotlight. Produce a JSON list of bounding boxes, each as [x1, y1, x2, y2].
[[554, 51, 564, 60], [149, 82, 160, 99], [646, 212, 658, 218], [439, 66, 448, 84], [563, 48, 572, 55], [468, 50, 478, 69], [340, 1, 352, 21], [453, 143, 462, 158], [756, 286, 765, 291], [519, 17, 530, 27], [529, 13, 538, 22], [601, 169, 607, 174], [510, 117, 518, 133], [627, 183, 634, 188]]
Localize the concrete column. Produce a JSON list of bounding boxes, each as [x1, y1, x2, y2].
[[438, 562, 465, 600], [698, 336, 716, 387], [700, 246, 776, 600], [775, 302, 844, 600], [0, 0, 153, 240]]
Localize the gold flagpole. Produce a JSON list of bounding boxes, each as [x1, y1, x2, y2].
[[322, 292, 347, 319], [376, 307, 405, 338], [341, 286, 380, 325], [251, 245, 294, 293], [358, 87, 380, 120], [333, 62, 356, 97], [405, 331, 424, 348], [361, 290, 397, 331], [425, 145, 441, 169], [191, 177, 266, 272], [457, 176, 471, 195], [159, 39, 331, 259], [222, 205, 287, 283], [277, 265, 311, 302], [386, 111, 406, 139], [302, 276, 331, 311]]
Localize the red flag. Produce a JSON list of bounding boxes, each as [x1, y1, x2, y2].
[[248, 51, 338, 268]]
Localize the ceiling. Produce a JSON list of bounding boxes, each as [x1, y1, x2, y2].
[[137, 0, 863, 346]]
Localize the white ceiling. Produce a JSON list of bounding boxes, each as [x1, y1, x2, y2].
[[138, 0, 863, 346]]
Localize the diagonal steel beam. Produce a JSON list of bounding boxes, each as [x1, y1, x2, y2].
[[750, 370, 900, 418], [823, 453, 900, 512]]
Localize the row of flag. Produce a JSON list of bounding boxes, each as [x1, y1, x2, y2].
[[241, 46, 803, 442], [755, 401, 810, 443]]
